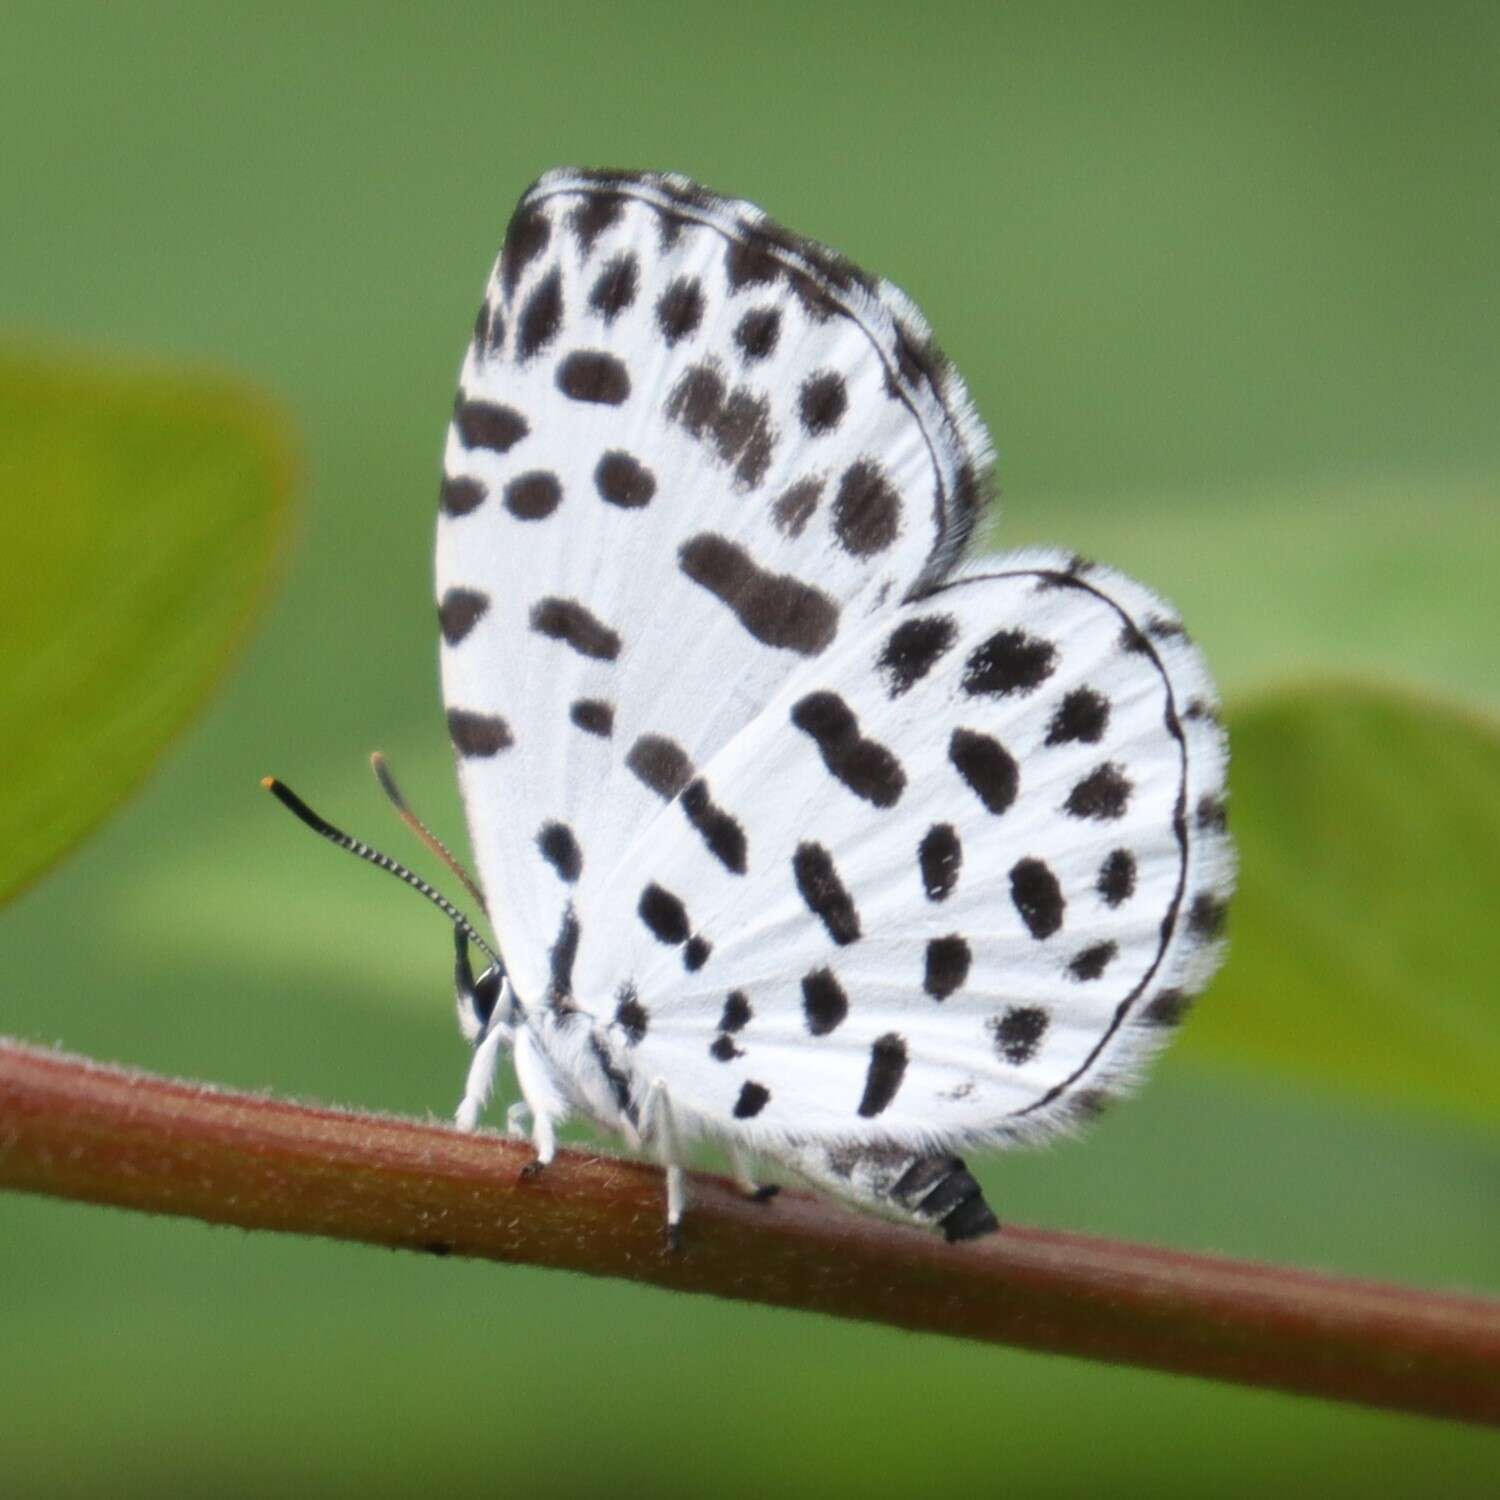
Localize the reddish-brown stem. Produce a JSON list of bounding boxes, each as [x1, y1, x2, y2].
[[2, 1037, 1496, 1425]]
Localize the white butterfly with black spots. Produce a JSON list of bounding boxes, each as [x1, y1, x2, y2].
[[436, 168, 1233, 1245]]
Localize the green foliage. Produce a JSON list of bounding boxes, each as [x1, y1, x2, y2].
[[0, 351, 292, 906], [1184, 683, 1500, 1130]]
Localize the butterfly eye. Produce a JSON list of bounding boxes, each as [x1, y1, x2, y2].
[[452, 924, 506, 1039], [471, 966, 505, 1030]]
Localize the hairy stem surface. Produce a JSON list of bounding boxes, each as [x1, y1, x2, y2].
[[2, 1038, 1495, 1425]]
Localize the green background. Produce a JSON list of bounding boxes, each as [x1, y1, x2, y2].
[[3, 3, 1497, 1495]]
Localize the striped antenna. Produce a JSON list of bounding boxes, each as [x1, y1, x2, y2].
[[261, 776, 501, 969]]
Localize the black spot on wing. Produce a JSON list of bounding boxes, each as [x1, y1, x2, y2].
[[919, 824, 961, 901], [517, 267, 563, 360], [500, 205, 549, 297], [1010, 857, 1064, 939], [1059, 1089, 1112, 1126], [791, 692, 906, 807], [594, 451, 656, 508], [638, 883, 690, 946], [1065, 763, 1132, 821], [857, 1034, 908, 1118], [447, 709, 513, 758], [924, 936, 970, 1000], [531, 597, 621, 660], [949, 729, 1018, 815], [1097, 848, 1136, 907], [557, 350, 630, 405], [548, 906, 580, 1002], [832, 460, 901, 557], [626, 735, 693, 799], [793, 842, 861, 945], [789, 270, 836, 322], [878, 615, 957, 697], [536, 822, 582, 882], [771, 477, 823, 538], [439, 475, 486, 517], [570, 699, 614, 737], [455, 398, 528, 454], [665, 364, 774, 489], [656, 210, 689, 252], [733, 1081, 770, 1119], [1188, 892, 1228, 940], [680, 779, 748, 875], [962, 629, 1057, 698], [588, 251, 639, 322], [710, 1035, 743, 1062], [990, 1006, 1048, 1065], [1196, 794, 1229, 833], [1067, 941, 1117, 981], [1143, 988, 1192, 1026], [666, 363, 722, 432], [655, 276, 705, 345], [801, 968, 848, 1035], [482, 305, 506, 357], [438, 587, 488, 646], [614, 985, 648, 1044], [720, 992, 752, 1032], [798, 371, 847, 435], [734, 306, 781, 361], [679, 534, 838, 655], [472, 300, 493, 352], [725, 238, 780, 290], [503, 470, 562, 520], [1046, 688, 1111, 745], [683, 935, 712, 972], [569, 192, 622, 254], [892, 320, 947, 392]]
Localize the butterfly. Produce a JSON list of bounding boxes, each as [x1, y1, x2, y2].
[[271, 169, 1232, 1248]]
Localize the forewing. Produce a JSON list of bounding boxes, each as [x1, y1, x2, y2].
[[436, 170, 993, 1004], [581, 549, 1233, 1149]]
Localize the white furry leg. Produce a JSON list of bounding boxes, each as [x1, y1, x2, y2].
[[504, 1100, 532, 1140], [640, 1078, 688, 1251], [727, 1140, 780, 1203], [454, 1021, 512, 1133], [512, 1026, 567, 1173]]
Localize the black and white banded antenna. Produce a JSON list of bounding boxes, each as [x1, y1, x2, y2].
[[261, 776, 501, 969]]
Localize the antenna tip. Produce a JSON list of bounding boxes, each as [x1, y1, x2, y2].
[[260, 775, 279, 791], [370, 752, 409, 811]]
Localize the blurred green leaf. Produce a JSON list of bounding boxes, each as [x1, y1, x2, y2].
[[1181, 681, 1500, 1130], [0, 349, 293, 906]]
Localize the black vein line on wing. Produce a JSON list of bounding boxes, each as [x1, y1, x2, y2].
[[922, 567, 1192, 1117]]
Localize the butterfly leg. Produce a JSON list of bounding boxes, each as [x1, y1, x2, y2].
[[638, 1079, 688, 1252], [454, 1016, 513, 1132], [726, 1140, 779, 1203], [504, 1100, 533, 1140], [512, 1025, 568, 1177]]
